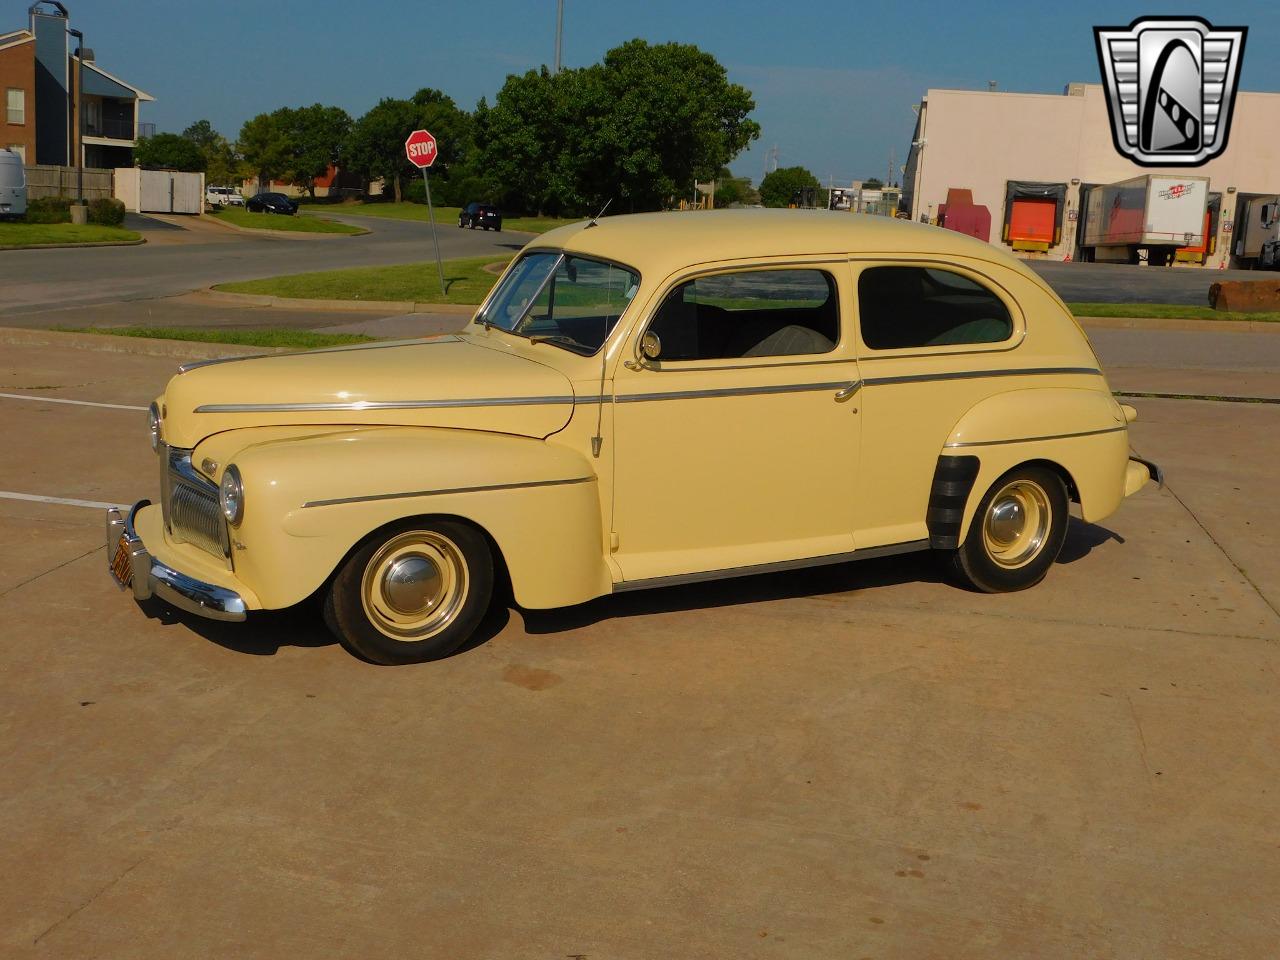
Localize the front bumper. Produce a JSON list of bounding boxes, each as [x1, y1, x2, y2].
[[106, 500, 247, 622]]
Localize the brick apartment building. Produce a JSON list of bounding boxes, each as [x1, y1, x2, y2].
[[1, 2, 152, 168]]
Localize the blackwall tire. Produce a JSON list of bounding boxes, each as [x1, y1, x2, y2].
[[325, 519, 494, 665], [949, 465, 1069, 593]]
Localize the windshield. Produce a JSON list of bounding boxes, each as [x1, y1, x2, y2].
[[476, 252, 640, 355]]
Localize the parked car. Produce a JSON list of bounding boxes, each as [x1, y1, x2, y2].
[[245, 192, 298, 215], [0, 148, 27, 220], [107, 210, 1159, 665], [458, 202, 502, 231], [205, 186, 244, 208]]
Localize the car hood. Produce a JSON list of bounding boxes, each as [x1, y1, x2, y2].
[[160, 334, 576, 449]]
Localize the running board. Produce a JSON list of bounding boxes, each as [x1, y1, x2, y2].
[[612, 539, 932, 593]]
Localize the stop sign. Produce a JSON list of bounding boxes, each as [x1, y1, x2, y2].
[[405, 129, 438, 169]]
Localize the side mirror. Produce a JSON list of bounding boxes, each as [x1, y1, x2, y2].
[[640, 331, 662, 361]]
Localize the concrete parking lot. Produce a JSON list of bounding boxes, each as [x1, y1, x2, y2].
[[1, 326, 1277, 958]]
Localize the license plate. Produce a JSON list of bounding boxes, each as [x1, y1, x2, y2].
[[110, 534, 133, 587]]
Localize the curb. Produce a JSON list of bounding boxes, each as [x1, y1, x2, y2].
[[199, 287, 478, 315], [1077, 315, 1280, 334], [0, 326, 288, 360], [204, 214, 370, 239], [0, 238, 146, 251]]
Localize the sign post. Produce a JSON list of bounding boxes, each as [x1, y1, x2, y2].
[[405, 129, 446, 297]]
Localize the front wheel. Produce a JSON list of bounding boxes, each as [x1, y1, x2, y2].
[[947, 465, 1069, 593], [325, 519, 494, 664]]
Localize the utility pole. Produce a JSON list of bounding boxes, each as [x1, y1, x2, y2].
[[68, 25, 86, 222], [554, 0, 564, 73]]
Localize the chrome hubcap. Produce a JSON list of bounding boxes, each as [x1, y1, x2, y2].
[[982, 479, 1051, 569], [361, 531, 468, 641]]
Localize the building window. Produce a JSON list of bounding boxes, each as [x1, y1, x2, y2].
[[6, 88, 24, 125], [7, 144, 25, 163], [858, 266, 1012, 350]]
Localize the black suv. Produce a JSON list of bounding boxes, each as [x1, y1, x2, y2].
[[246, 192, 299, 215], [458, 202, 502, 231]]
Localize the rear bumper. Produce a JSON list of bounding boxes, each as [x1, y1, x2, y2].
[[1124, 456, 1164, 497], [106, 500, 247, 622]]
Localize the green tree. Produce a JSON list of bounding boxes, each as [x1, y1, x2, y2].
[[238, 111, 291, 191], [181, 119, 242, 187], [711, 168, 751, 207], [759, 166, 820, 208], [181, 119, 220, 150], [586, 40, 760, 211], [862, 177, 884, 190], [135, 132, 206, 172], [279, 104, 352, 197], [475, 40, 760, 216]]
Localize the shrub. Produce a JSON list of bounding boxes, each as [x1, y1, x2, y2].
[[88, 197, 126, 226], [25, 197, 71, 224]]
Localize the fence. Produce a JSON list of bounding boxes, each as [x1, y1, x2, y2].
[[23, 164, 114, 201]]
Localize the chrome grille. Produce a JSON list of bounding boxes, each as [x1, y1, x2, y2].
[[160, 445, 231, 563]]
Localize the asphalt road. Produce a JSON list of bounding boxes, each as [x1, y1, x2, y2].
[[1027, 259, 1265, 304], [2, 212, 1270, 320], [0, 211, 526, 318]]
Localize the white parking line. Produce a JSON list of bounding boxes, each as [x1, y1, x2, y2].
[[0, 491, 126, 510], [0, 392, 147, 412]]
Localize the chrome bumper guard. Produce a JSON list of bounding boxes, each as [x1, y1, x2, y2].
[[106, 500, 247, 622], [1129, 455, 1165, 489]]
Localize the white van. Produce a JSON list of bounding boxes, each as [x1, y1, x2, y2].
[[0, 149, 26, 219], [205, 186, 244, 208]]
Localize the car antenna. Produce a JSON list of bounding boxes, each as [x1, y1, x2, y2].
[[584, 197, 612, 229]]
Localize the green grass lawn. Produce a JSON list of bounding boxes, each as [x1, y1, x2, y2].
[[0, 222, 141, 247], [1068, 302, 1280, 323], [63, 327, 376, 349], [215, 255, 510, 304], [212, 207, 366, 235], [302, 201, 575, 235]]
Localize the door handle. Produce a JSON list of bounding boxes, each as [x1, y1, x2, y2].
[[834, 380, 862, 402]]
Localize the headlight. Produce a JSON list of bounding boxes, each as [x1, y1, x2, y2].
[[219, 465, 244, 526], [148, 402, 161, 452]]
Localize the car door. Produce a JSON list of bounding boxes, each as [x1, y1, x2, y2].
[[610, 261, 862, 584], [849, 256, 1026, 550]]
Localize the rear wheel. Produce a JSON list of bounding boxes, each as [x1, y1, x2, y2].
[[949, 465, 1068, 593], [325, 519, 494, 665]]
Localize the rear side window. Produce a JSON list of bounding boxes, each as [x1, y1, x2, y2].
[[858, 266, 1012, 350], [647, 269, 838, 361]]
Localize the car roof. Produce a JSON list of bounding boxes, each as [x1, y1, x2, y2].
[[538, 208, 1034, 281]]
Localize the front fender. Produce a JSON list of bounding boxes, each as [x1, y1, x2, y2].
[[216, 427, 610, 610], [945, 387, 1132, 533]]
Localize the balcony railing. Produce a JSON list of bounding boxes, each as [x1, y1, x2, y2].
[[85, 116, 135, 141]]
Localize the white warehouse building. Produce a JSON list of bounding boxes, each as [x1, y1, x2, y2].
[[901, 82, 1280, 268]]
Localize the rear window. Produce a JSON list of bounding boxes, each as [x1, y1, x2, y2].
[[858, 266, 1012, 350]]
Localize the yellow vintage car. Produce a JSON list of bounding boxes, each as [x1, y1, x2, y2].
[[107, 210, 1160, 664]]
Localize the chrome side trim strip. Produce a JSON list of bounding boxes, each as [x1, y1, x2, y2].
[[647, 356, 856, 373], [194, 367, 1103, 413], [945, 425, 1127, 448], [864, 366, 1101, 387], [302, 475, 595, 509], [616, 381, 852, 403], [195, 395, 579, 414], [612, 539, 931, 593]]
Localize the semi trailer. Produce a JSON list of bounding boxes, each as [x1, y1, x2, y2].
[[1079, 174, 1209, 265]]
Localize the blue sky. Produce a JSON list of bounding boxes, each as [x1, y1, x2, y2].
[[48, 1, 1279, 186]]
